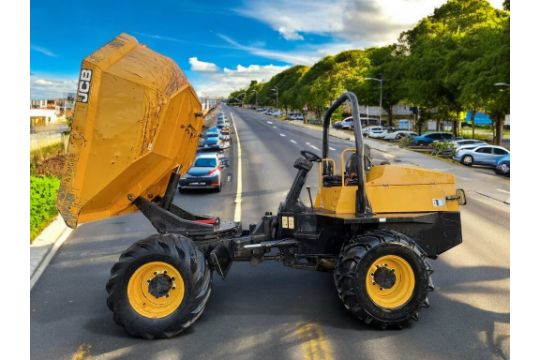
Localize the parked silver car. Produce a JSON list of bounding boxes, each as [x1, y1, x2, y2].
[[452, 145, 509, 167]]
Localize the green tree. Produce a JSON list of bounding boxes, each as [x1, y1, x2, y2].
[[399, 0, 507, 135], [354, 45, 407, 124], [293, 50, 370, 118]]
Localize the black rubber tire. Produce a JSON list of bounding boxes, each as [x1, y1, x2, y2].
[[494, 163, 510, 176], [106, 233, 212, 339], [461, 155, 474, 166], [333, 230, 433, 329]]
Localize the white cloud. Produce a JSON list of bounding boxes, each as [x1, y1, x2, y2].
[[217, 33, 358, 67], [278, 27, 304, 41], [30, 74, 77, 99], [236, 0, 344, 41], [192, 63, 289, 98], [218, 33, 319, 65], [237, 0, 504, 44], [31, 44, 56, 57], [189, 57, 219, 73], [35, 79, 54, 86]]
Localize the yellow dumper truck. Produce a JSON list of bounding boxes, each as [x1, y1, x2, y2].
[[58, 34, 466, 339]]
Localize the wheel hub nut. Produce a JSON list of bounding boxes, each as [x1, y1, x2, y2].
[[148, 273, 173, 298], [372, 266, 397, 289]]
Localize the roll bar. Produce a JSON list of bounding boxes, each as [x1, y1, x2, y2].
[[321, 92, 371, 216]]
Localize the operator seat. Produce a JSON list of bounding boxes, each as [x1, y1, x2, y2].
[[345, 153, 360, 185], [344, 147, 376, 185], [322, 161, 342, 187]]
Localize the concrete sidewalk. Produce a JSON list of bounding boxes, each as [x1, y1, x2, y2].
[[30, 215, 73, 288]]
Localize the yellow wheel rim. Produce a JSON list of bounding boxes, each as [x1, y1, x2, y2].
[[365, 255, 415, 309], [127, 261, 185, 318]]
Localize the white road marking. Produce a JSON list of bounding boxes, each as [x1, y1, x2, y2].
[[227, 175, 231, 182], [290, 139, 297, 144], [267, 121, 273, 124], [329, 146, 336, 151], [230, 112, 242, 222], [280, 133, 286, 137], [497, 188, 510, 194], [310, 145, 321, 151], [273, 126, 277, 129]]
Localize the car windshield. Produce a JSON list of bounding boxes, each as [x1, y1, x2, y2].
[[207, 134, 219, 138], [194, 158, 217, 167]]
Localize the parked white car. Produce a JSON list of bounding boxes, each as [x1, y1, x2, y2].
[[340, 117, 354, 129], [366, 127, 385, 138], [383, 130, 418, 140], [370, 129, 389, 139], [271, 110, 281, 117], [362, 125, 380, 136], [288, 112, 304, 120]]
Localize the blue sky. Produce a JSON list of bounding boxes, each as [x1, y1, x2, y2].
[[30, 0, 502, 99]]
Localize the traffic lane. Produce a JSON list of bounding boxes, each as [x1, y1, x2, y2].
[[230, 107, 509, 359], [227, 107, 321, 225], [241, 110, 352, 153], [175, 146, 236, 220]]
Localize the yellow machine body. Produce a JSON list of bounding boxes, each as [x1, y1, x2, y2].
[[57, 33, 203, 228], [315, 161, 459, 215]]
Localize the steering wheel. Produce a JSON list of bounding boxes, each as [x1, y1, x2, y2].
[[300, 150, 322, 163]]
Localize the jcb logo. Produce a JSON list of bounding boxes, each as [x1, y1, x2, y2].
[[77, 69, 92, 103]]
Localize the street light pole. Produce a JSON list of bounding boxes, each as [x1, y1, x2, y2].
[[239, 92, 246, 108], [251, 90, 258, 108], [365, 77, 383, 125]]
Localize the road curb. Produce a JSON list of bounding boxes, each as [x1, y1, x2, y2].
[[30, 215, 73, 289]]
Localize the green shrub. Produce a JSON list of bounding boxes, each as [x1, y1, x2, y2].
[[431, 141, 454, 156], [30, 176, 60, 242], [398, 136, 412, 148]]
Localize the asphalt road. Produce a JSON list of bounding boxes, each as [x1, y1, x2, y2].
[[31, 105, 509, 360]]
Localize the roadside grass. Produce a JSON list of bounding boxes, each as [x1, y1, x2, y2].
[[460, 127, 510, 141], [30, 176, 60, 242], [31, 143, 64, 173]]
